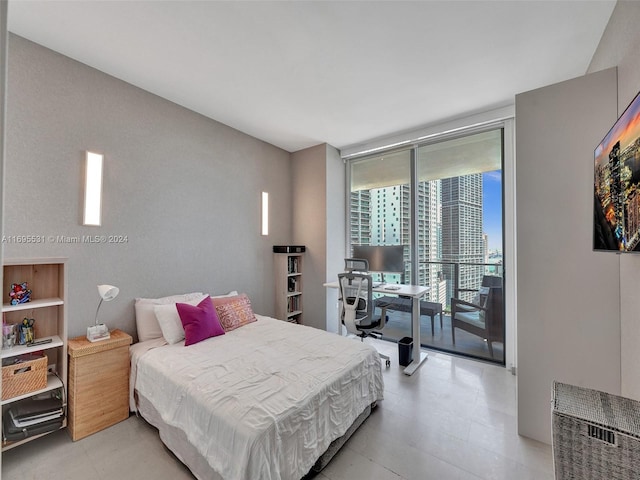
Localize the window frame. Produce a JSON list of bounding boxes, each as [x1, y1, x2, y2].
[[344, 119, 514, 367]]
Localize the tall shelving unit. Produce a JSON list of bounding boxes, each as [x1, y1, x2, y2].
[[1, 258, 68, 450], [274, 252, 303, 324]]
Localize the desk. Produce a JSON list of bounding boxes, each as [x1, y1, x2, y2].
[[324, 281, 429, 376]]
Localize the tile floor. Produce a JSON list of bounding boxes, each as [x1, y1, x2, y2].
[[1, 341, 554, 480]]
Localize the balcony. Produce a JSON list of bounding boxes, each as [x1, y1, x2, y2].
[[376, 261, 504, 364], [379, 308, 504, 364]]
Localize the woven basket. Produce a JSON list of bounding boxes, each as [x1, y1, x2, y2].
[[552, 381, 640, 480], [2, 354, 47, 400]]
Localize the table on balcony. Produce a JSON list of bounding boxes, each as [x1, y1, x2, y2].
[[374, 296, 443, 335]]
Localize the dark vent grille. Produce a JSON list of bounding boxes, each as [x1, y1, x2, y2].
[[588, 424, 616, 445]]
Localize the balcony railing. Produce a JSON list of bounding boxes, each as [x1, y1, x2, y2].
[[376, 260, 505, 364]]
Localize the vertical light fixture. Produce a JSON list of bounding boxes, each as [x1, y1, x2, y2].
[[261, 191, 269, 236], [83, 151, 103, 226]]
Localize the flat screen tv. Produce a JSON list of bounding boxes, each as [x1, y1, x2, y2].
[[351, 245, 405, 273], [594, 89, 640, 252]]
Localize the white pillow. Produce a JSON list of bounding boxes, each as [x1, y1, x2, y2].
[[153, 291, 239, 344], [154, 294, 208, 344], [134, 292, 204, 342], [211, 290, 238, 299]]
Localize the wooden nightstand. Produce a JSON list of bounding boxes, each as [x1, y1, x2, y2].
[[67, 329, 132, 440]]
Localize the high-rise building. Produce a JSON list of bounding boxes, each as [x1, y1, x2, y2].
[[349, 190, 371, 246], [369, 185, 410, 286], [349, 173, 484, 305], [370, 185, 408, 245], [352, 181, 442, 302], [416, 181, 442, 302], [441, 174, 484, 303], [482, 233, 489, 263]]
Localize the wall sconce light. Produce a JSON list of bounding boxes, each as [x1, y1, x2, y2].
[[262, 192, 269, 236], [83, 151, 103, 226]]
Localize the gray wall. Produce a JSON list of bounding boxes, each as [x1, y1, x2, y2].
[[4, 35, 293, 339], [290, 143, 345, 331], [588, 0, 640, 402], [291, 144, 327, 330], [515, 67, 620, 444]]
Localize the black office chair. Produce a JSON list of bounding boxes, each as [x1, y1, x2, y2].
[[337, 271, 391, 367]]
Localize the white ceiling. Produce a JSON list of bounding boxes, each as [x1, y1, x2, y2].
[[7, 0, 616, 153]]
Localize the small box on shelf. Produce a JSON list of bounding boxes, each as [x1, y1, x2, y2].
[[86, 324, 110, 343]]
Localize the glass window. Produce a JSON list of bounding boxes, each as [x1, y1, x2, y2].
[[348, 128, 505, 364], [350, 149, 411, 284]]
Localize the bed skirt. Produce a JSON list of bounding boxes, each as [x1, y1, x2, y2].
[[309, 402, 374, 473], [136, 393, 374, 480]]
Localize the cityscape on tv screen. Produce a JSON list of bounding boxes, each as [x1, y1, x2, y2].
[[594, 90, 640, 252]]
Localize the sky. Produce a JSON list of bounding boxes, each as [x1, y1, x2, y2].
[[595, 91, 640, 168], [483, 170, 503, 251]]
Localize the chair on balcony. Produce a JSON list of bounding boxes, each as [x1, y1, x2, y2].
[[455, 275, 502, 313], [481, 275, 502, 288], [450, 285, 504, 358], [338, 271, 391, 367]]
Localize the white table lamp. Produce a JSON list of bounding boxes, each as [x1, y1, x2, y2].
[[87, 284, 119, 342]]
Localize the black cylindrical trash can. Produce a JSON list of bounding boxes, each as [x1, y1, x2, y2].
[[398, 336, 413, 367]]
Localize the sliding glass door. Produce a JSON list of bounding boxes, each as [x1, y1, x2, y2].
[[348, 127, 505, 364]]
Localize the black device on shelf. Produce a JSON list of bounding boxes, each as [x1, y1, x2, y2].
[[273, 245, 306, 253], [3, 391, 64, 442]]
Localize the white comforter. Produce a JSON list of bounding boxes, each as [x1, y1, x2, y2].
[[133, 315, 384, 480]]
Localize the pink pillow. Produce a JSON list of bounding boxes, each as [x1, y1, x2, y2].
[[212, 293, 257, 332], [177, 296, 225, 346]]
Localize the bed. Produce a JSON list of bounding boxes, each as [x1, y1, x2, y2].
[[129, 292, 384, 480]]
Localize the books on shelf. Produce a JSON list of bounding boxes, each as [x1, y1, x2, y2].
[[287, 295, 301, 314], [275, 251, 303, 324], [287, 256, 299, 274]]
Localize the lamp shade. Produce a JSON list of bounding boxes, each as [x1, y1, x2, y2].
[[90, 284, 119, 342], [97, 284, 119, 301]]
